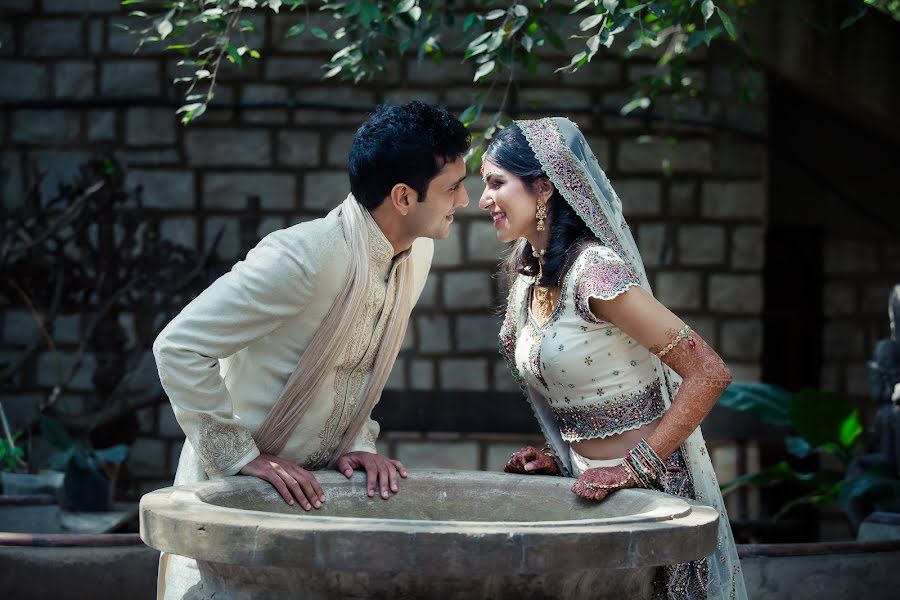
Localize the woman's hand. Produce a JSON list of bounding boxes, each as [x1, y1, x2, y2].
[[503, 446, 560, 475], [571, 465, 636, 501]]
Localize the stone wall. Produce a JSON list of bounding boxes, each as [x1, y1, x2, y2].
[[1, 2, 768, 497]]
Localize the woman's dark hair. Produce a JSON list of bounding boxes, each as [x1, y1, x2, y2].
[[349, 101, 470, 211], [484, 124, 595, 287]]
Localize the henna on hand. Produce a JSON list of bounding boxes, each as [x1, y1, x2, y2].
[[503, 445, 560, 475], [571, 464, 637, 501], [647, 327, 732, 459]]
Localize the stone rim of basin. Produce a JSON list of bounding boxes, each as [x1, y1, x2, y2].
[[141, 469, 720, 573]]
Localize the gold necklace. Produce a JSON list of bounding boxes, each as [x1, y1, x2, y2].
[[533, 247, 550, 317]]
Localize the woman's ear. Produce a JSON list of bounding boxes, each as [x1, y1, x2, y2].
[[534, 177, 554, 200], [389, 183, 417, 215]]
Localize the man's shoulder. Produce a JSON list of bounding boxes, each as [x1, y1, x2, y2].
[[258, 208, 349, 271]]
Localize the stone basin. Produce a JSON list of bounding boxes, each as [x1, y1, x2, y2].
[[140, 469, 719, 599]]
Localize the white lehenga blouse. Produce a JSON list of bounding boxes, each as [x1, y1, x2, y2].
[[513, 243, 665, 443]]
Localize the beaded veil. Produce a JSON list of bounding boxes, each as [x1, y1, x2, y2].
[[499, 117, 747, 600]]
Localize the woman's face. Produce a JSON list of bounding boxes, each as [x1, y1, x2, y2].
[[478, 158, 546, 244]]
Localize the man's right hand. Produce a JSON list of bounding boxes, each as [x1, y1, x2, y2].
[[238, 453, 326, 510]]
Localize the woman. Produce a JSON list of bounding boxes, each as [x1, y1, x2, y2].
[[479, 117, 747, 600]]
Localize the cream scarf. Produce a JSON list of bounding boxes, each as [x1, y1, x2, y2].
[[252, 194, 413, 467]]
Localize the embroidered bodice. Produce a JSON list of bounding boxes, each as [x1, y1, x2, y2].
[[505, 243, 665, 442]]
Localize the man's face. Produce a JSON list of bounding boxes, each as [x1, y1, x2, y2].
[[406, 156, 468, 240]]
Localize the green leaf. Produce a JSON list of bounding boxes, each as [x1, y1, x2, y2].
[[311, 27, 329, 40], [602, 0, 619, 12], [485, 9, 506, 21], [839, 410, 864, 448], [620, 96, 650, 115], [790, 389, 857, 449], [701, 0, 715, 21], [839, 463, 900, 506], [512, 5, 528, 18], [521, 34, 534, 52], [718, 7, 737, 40], [840, 6, 868, 29], [627, 36, 643, 52], [716, 382, 792, 426], [459, 103, 482, 126], [286, 23, 306, 37], [720, 460, 812, 494], [785, 435, 812, 458], [397, 0, 416, 13], [474, 59, 495, 82], [249, 49, 261, 59], [580, 14, 605, 31]]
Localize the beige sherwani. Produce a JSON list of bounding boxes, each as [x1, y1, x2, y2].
[[152, 204, 432, 598]]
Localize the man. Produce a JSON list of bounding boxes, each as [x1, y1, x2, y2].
[[152, 101, 469, 598]]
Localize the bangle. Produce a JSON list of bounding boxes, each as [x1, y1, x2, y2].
[[655, 325, 696, 358], [624, 439, 667, 489]]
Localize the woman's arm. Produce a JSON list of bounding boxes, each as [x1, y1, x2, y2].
[[588, 286, 732, 460]]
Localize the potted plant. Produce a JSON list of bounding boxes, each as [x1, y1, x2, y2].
[[38, 415, 129, 511]]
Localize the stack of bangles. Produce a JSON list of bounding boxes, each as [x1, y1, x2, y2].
[[622, 439, 667, 489]]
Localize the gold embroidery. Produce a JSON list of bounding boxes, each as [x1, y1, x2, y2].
[[304, 217, 396, 469], [197, 414, 255, 474]]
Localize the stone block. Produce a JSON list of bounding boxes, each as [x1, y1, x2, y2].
[[845, 362, 869, 396], [88, 18, 103, 54], [0, 22, 13, 55], [467, 220, 507, 263], [440, 358, 487, 391], [493, 359, 519, 392], [720, 320, 763, 360], [456, 315, 502, 352], [862, 284, 893, 314], [708, 275, 763, 314], [53, 60, 95, 98], [383, 89, 440, 106], [714, 142, 766, 176], [129, 437, 168, 475], [485, 442, 527, 471], [100, 60, 160, 97], [325, 130, 356, 168], [822, 320, 865, 360], [823, 240, 878, 274], [184, 128, 271, 167], [258, 216, 285, 239], [0, 0, 34, 13], [11, 110, 80, 144], [409, 359, 435, 390], [205, 172, 296, 211], [126, 107, 177, 146], [28, 149, 92, 200], [442, 271, 494, 308], [618, 139, 713, 174], [701, 182, 765, 220], [43, 0, 120, 12], [126, 170, 194, 210], [23, 19, 83, 57], [265, 57, 331, 82], [303, 171, 348, 212], [160, 217, 197, 250], [0, 62, 49, 100], [87, 110, 116, 142], [119, 149, 181, 168], [241, 84, 290, 124], [654, 271, 702, 311], [417, 315, 451, 354], [394, 440, 479, 470], [204, 216, 240, 259], [0, 394, 42, 432], [432, 235, 462, 267], [678, 224, 725, 266], [669, 181, 697, 216], [637, 223, 670, 268], [292, 88, 377, 126], [52, 314, 81, 345], [617, 179, 662, 217], [520, 87, 591, 111], [385, 357, 405, 391], [415, 275, 437, 308], [136, 406, 155, 435], [406, 58, 473, 84], [460, 174, 489, 217], [276, 130, 320, 167], [1, 152, 24, 209], [562, 60, 621, 87], [36, 351, 96, 392], [730, 225, 764, 270], [401, 326, 414, 352], [3, 310, 37, 345], [823, 283, 856, 317]]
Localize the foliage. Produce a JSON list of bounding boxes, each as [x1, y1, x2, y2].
[[0, 432, 26, 473], [41, 416, 129, 480], [718, 382, 900, 520]]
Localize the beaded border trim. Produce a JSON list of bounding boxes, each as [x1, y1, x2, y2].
[[655, 325, 696, 358]]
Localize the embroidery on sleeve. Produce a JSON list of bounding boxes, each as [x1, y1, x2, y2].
[[198, 414, 255, 475], [572, 247, 642, 323]]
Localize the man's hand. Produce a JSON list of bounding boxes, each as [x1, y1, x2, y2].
[[335, 451, 407, 500], [239, 453, 325, 510], [571, 465, 637, 502], [503, 446, 559, 475]]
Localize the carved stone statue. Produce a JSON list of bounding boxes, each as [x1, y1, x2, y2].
[[868, 284, 900, 475]]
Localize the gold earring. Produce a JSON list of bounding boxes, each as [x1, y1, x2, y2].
[[536, 198, 547, 231]]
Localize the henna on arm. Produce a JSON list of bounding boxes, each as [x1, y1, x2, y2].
[[645, 327, 732, 460]]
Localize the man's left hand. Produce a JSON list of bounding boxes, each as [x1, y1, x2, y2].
[[335, 451, 408, 499]]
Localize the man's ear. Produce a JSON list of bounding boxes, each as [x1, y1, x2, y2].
[[389, 183, 417, 215]]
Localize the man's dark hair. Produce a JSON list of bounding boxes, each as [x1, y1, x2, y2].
[[348, 101, 470, 211]]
